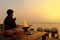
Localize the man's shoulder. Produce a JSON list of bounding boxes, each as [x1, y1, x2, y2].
[[5, 16, 11, 21], [5, 16, 8, 19]]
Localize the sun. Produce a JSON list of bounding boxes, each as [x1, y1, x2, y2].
[[52, 13, 56, 17]]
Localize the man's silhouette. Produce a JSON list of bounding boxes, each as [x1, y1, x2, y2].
[[3, 9, 17, 36], [4, 9, 16, 30]]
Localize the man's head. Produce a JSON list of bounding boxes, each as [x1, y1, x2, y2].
[[7, 9, 14, 17]]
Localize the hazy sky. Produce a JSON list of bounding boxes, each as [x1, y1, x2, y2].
[[0, 0, 60, 24]]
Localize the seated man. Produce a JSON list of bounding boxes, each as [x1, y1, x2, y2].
[[3, 9, 17, 37]]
